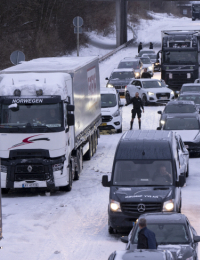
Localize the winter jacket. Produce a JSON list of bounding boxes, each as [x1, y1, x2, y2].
[[128, 96, 144, 110], [138, 43, 143, 53], [137, 227, 157, 249], [141, 72, 151, 78]]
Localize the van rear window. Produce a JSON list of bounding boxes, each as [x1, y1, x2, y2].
[[113, 160, 172, 186]]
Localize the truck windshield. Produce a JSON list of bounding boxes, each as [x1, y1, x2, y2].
[[164, 118, 199, 130], [133, 223, 189, 245], [164, 104, 196, 113], [0, 103, 63, 132], [178, 95, 200, 104], [111, 71, 134, 80], [181, 85, 200, 93], [101, 94, 117, 108], [118, 61, 139, 69], [163, 51, 197, 64], [113, 160, 173, 186]]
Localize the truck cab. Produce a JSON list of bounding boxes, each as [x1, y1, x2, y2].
[[102, 130, 185, 233]]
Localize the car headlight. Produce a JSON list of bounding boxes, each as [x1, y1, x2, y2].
[[155, 63, 159, 65], [187, 73, 191, 79], [148, 92, 154, 96], [52, 163, 64, 171], [161, 120, 165, 125], [0, 165, 7, 173], [110, 200, 122, 212], [107, 84, 114, 88], [135, 72, 140, 77], [169, 73, 173, 79], [163, 199, 174, 211], [148, 66, 153, 71], [171, 91, 174, 95], [112, 110, 120, 117]]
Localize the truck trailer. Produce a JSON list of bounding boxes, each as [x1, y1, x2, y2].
[[158, 30, 200, 92], [0, 56, 101, 192]]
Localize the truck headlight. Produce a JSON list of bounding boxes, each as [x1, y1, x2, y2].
[[169, 73, 173, 79], [187, 73, 191, 79], [0, 165, 7, 173], [148, 92, 154, 96], [110, 200, 122, 212], [161, 120, 165, 125], [107, 84, 114, 88], [171, 91, 174, 95], [163, 199, 174, 211], [112, 110, 120, 117], [52, 163, 64, 171]]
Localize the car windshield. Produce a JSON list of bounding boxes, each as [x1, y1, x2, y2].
[[148, 55, 157, 59], [138, 51, 155, 57], [178, 95, 200, 104], [164, 118, 199, 130], [113, 160, 173, 186], [110, 71, 135, 80], [118, 61, 139, 69], [0, 103, 63, 130], [181, 86, 200, 93], [164, 104, 196, 113], [101, 94, 117, 108], [140, 58, 151, 64], [133, 224, 190, 245], [163, 51, 197, 64], [142, 81, 162, 89]]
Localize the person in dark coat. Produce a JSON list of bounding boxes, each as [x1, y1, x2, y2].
[[137, 218, 157, 249], [138, 42, 143, 53], [149, 42, 153, 49], [141, 68, 152, 78], [126, 92, 144, 130]]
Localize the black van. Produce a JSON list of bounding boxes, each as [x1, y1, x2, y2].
[[102, 130, 185, 233]]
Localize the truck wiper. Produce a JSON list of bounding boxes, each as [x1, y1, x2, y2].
[[26, 124, 57, 132]]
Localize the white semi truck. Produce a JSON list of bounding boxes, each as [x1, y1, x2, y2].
[[0, 57, 101, 192]]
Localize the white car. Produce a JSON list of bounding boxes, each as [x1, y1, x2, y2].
[[125, 79, 174, 105], [99, 88, 123, 133]]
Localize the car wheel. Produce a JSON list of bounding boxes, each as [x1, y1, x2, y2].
[[142, 95, 148, 106], [186, 163, 189, 177], [1, 188, 10, 194], [126, 93, 131, 104], [117, 125, 122, 133], [108, 226, 117, 234]]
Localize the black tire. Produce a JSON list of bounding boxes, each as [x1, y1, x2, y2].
[[142, 95, 148, 106], [83, 136, 93, 160], [1, 188, 9, 194], [108, 226, 114, 234], [186, 163, 189, 177], [192, 18, 195, 21], [60, 165, 72, 191], [74, 151, 81, 181], [94, 132, 98, 153], [92, 133, 96, 155], [117, 125, 122, 133], [126, 93, 131, 104]]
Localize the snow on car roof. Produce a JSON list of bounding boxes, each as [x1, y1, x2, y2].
[[0, 72, 71, 99], [139, 212, 185, 223], [1, 56, 98, 73], [182, 83, 200, 86], [100, 88, 117, 94], [167, 100, 195, 105], [112, 68, 134, 72]]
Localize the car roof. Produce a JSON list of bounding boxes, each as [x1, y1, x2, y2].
[[166, 100, 195, 105], [182, 83, 200, 87], [135, 79, 160, 82], [139, 48, 155, 52], [112, 68, 134, 72], [116, 130, 173, 160], [121, 58, 139, 62], [179, 92, 200, 96], [138, 213, 186, 224], [100, 88, 117, 94], [166, 114, 199, 119], [115, 250, 166, 260]]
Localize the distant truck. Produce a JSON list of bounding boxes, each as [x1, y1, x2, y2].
[[158, 30, 200, 93], [192, 4, 200, 21], [0, 57, 101, 192]]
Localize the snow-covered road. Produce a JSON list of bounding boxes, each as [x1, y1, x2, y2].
[[2, 15, 200, 260]]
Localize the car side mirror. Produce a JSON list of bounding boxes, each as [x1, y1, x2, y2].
[[102, 175, 111, 187], [176, 175, 185, 187], [194, 236, 200, 243], [157, 111, 162, 114], [121, 236, 128, 243], [157, 127, 161, 130], [105, 77, 109, 80]]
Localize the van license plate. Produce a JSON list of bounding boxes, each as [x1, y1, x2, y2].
[[22, 183, 39, 188], [101, 123, 107, 126]]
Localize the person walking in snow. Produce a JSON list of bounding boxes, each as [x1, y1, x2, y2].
[[141, 68, 151, 78], [137, 218, 157, 249], [126, 92, 144, 130], [149, 42, 153, 49], [138, 42, 143, 53]]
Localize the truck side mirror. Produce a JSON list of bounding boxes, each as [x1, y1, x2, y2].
[[102, 175, 111, 187], [67, 104, 75, 112], [67, 114, 75, 126], [194, 236, 200, 243], [157, 111, 162, 114], [176, 175, 185, 187], [157, 127, 161, 130], [121, 236, 128, 243]]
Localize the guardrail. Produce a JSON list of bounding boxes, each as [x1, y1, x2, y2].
[[99, 38, 134, 63]]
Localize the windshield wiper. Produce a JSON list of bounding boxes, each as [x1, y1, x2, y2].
[[26, 124, 57, 132]]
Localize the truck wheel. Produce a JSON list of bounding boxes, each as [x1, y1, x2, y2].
[[74, 151, 81, 181], [60, 165, 72, 192], [108, 226, 115, 234], [186, 163, 189, 177], [1, 188, 9, 194], [83, 136, 93, 160], [117, 125, 122, 133], [92, 133, 96, 155], [94, 132, 98, 154]]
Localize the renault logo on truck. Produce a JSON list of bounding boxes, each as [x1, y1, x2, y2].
[[137, 204, 145, 213]]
